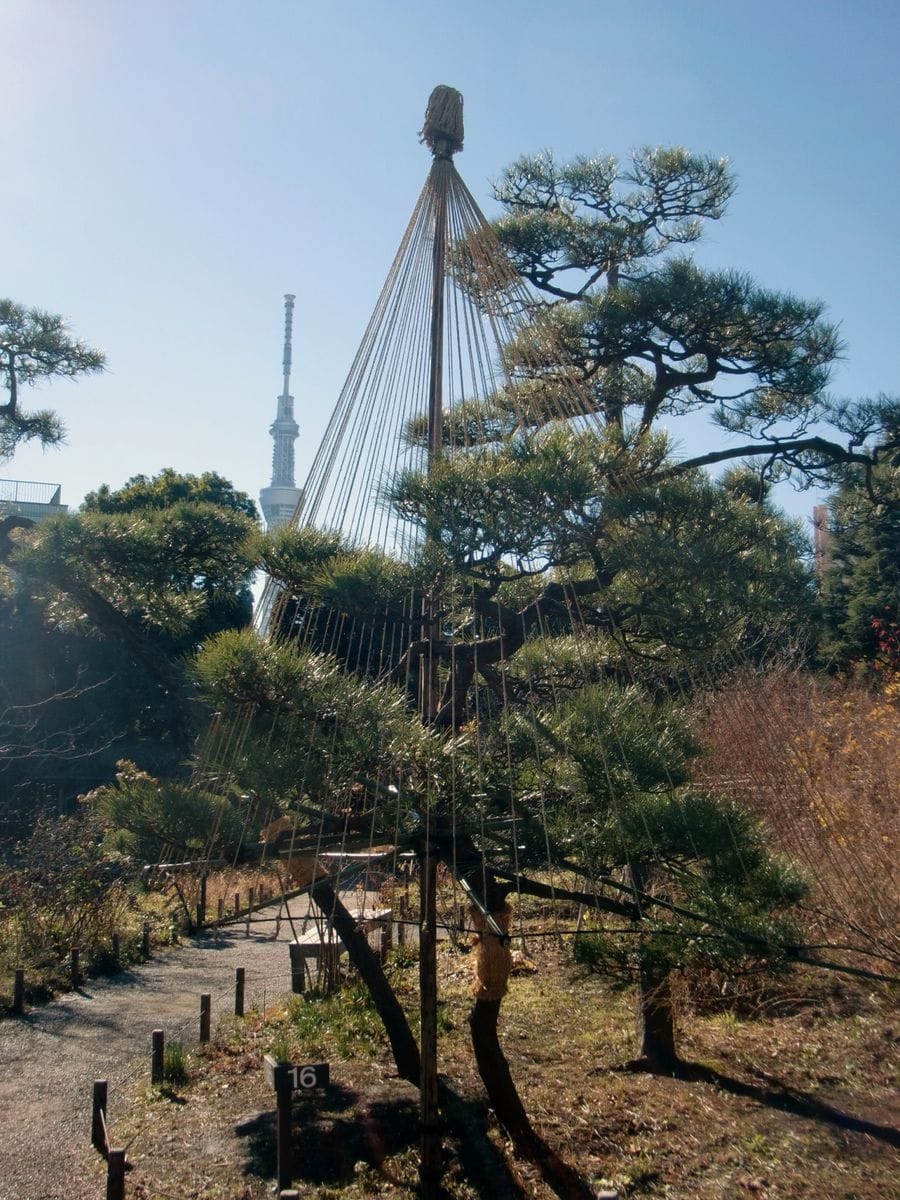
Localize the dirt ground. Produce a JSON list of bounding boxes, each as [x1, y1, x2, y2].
[[0, 905, 303, 1200], [89, 936, 899, 1200]]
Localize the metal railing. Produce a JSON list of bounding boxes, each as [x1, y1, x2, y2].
[[0, 477, 63, 505]]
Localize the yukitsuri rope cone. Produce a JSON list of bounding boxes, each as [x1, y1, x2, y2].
[[243, 84, 636, 1185]]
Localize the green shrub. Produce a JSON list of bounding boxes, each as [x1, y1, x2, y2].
[[86, 760, 250, 864]]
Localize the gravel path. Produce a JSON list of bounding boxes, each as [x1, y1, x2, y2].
[[0, 904, 309, 1200]]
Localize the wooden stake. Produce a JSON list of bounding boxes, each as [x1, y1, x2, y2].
[[235, 967, 245, 1017], [91, 1079, 108, 1154], [151, 1029, 164, 1084], [106, 1148, 126, 1200], [70, 946, 81, 989], [12, 967, 24, 1015], [200, 993, 211, 1042], [141, 921, 151, 958], [288, 942, 305, 994], [275, 1073, 293, 1192]]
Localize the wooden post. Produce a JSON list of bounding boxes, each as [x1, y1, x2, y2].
[[288, 942, 305, 994], [275, 1073, 293, 1192], [111, 933, 120, 964], [141, 921, 151, 958], [106, 1148, 126, 1200], [235, 967, 245, 1017], [12, 967, 24, 1015], [151, 1029, 164, 1084], [200, 992, 211, 1043], [319, 941, 340, 994], [91, 1079, 108, 1154], [70, 946, 81, 989], [198, 872, 207, 926], [419, 845, 441, 1193], [234, 890, 241, 917], [217, 897, 225, 922]]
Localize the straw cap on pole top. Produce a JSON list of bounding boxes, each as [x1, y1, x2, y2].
[[419, 85, 464, 157]]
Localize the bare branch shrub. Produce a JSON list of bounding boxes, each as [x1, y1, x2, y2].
[[694, 667, 899, 973]]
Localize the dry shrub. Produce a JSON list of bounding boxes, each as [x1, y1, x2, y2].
[[0, 813, 138, 1001], [694, 666, 899, 973]]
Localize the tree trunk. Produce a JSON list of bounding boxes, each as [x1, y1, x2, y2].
[[629, 863, 679, 1072], [309, 879, 421, 1085], [462, 864, 543, 1159], [634, 956, 679, 1071], [468, 998, 541, 1158]]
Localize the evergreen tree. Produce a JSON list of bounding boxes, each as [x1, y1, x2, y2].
[[0, 299, 104, 460], [0, 471, 258, 835], [820, 443, 899, 672]]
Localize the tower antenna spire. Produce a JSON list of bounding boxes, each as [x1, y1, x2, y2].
[[260, 293, 303, 530], [281, 292, 295, 399]]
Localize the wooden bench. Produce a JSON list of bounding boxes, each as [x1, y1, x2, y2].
[[288, 905, 393, 993]]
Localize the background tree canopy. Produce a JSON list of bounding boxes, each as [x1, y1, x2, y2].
[[0, 470, 258, 838], [820, 441, 899, 671]]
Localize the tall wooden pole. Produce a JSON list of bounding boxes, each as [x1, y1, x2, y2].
[[418, 840, 441, 1194], [419, 141, 449, 1198]]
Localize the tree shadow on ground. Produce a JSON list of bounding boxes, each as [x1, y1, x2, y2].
[[444, 1080, 600, 1200], [439, 1080, 529, 1199], [236, 1079, 543, 1198], [625, 1057, 900, 1148], [236, 1083, 416, 1186]]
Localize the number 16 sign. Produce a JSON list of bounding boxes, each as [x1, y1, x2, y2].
[[264, 1054, 330, 1092]]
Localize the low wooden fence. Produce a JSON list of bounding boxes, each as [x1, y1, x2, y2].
[[90, 1079, 127, 1200]]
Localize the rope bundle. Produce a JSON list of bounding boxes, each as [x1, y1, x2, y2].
[[420, 85, 464, 157]]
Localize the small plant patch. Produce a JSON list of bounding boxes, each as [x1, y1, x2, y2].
[[163, 1040, 188, 1086]]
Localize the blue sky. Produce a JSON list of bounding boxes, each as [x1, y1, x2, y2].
[[3, 0, 898, 527]]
